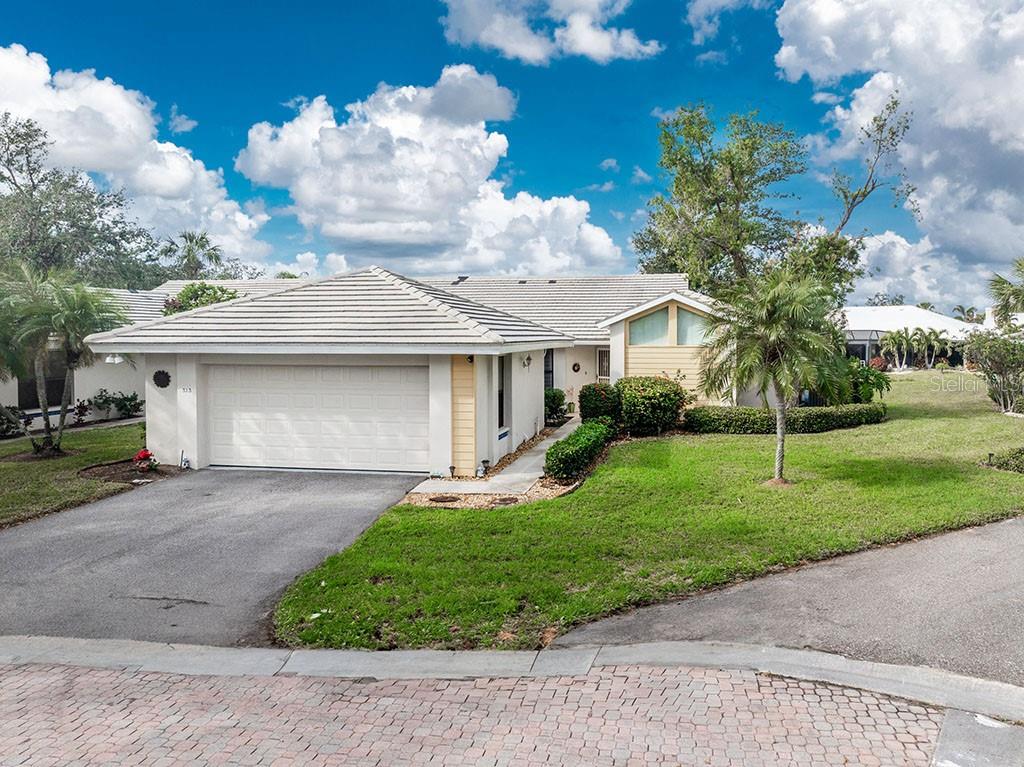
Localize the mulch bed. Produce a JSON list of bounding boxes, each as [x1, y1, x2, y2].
[[403, 476, 581, 510], [78, 459, 184, 485]]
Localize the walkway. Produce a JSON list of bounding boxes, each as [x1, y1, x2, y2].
[[413, 418, 578, 494], [558, 516, 1024, 686], [2, 636, 1024, 764]]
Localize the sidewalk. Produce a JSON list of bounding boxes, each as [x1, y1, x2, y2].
[[413, 417, 579, 494], [3, 636, 1023, 765]]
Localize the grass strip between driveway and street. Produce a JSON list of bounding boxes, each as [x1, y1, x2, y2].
[[276, 371, 1024, 651], [0, 423, 144, 527]]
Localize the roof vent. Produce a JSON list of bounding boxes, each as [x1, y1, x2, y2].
[[518, 279, 527, 284], [548, 279, 557, 284], [455, 275, 469, 283]]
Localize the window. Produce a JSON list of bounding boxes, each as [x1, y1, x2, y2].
[[497, 355, 507, 429], [676, 309, 706, 345], [628, 307, 669, 346], [597, 348, 610, 378], [18, 352, 70, 411], [543, 348, 554, 389]]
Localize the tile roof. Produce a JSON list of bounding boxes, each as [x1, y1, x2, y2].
[[155, 279, 305, 297], [88, 267, 570, 351], [103, 288, 166, 324], [422, 274, 700, 342]]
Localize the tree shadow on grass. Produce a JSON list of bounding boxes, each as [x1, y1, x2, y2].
[[812, 455, 991, 489]]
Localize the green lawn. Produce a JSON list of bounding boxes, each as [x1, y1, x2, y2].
[[0, 423, 144, 526], [277, 371, 1024, 651]]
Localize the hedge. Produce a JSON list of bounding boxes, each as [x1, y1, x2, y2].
[[684, 402, 887, 434], [544, 420, 613, 481], [991, 447, 1024, 474], [579, 382, 620, 422], [615, 376, 689, 435], [544, 387, 567, 424]]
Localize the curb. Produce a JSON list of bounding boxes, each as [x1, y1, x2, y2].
[[3, 635, 1023, 722]]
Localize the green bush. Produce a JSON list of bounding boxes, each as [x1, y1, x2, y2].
[[544, 420, 612, 481], [579, 382, 620, 422], [991, 447, 1024, 473], [163, 282, 239, 315], [0, 406, 29, 439], [685, 402, 887, 434], [544, 388, 567, 425], [614, 376, 691, 435]]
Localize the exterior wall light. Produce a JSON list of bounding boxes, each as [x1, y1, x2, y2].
[[522, 354, 532, 368]]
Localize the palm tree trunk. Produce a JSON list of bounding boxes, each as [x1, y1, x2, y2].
[[54, 364, 75, 449], [33, 353, 54, 453], [774, 383, 786, 481]]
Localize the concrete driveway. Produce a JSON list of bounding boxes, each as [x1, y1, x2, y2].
[[557, 517, 1024, 686], [0, 469, 420, 646]]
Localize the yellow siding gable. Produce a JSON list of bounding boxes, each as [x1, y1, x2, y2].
[[624, 300, 714, 402], [451, 355, 476, 477]]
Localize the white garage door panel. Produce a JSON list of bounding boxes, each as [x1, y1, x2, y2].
[[207, 364, 430, 471]]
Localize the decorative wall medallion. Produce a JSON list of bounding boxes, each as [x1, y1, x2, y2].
[[572, 362, 581, 373], [153, 370, 171, 389]]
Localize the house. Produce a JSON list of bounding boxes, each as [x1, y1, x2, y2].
[[841, 305, 978, 362], [87, 267, 720, 476], [0, 288, 165, 422]]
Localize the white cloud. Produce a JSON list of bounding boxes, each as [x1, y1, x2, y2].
[[853, 231, 990, 310], [695, 49, 728, 65], [599, 157, 619, 172], [265, 250, 351, 278], [0, 44, 269, 259], [441, 0, 662, 65], [236, 64, 623, 275], [584, 180, 616, 192], [610, 209, 625, 221], [168, 104, 197, 134], [685, 0, 771, 45], [811, 91, 842, 105], [630, 207, 647, 223], [631, 165, 652, 184], [771, 0, 1024, 302]]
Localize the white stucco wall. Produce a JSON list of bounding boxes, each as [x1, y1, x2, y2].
[[609, 323, 626, 383], [552, 345, 604, 409], [0, 377, 16, 408], [74, 356, 147, 421]]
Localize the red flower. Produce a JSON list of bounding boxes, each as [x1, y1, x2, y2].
[[134, 449, 153, 462]]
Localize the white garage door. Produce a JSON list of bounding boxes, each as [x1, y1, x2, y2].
[[207, 364, 430, 471]]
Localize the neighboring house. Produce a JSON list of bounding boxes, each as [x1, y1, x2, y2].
[[0, 288, 165, 422], [841, 305, 978, 362], [87, 267, 721, 476]]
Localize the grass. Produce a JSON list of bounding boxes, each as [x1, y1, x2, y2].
[[0, 423, 144, 526], [278, 370, 1024, 651]]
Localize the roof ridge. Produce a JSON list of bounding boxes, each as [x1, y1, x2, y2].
[[369, 266, 506, 343], [86, 270, 348, 344]]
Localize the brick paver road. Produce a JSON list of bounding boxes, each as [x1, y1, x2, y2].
[[0, 662, 942, 766]]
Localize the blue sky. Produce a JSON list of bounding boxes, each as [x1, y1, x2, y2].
[[2, 1, 1019, 309]]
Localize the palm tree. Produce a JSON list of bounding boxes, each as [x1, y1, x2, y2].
[[990, 258, 1024, 327], [2, 264, 126, 454], [924, 328, 950, 367], [916, 301, 935, 311], [952, 304, 979, 323], [880, 329, 913, 369], [700, 267, 842, 483], [162, 230, 223, 280]]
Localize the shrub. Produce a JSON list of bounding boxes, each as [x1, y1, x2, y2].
[[991, 447, 1024, 473], [544, 420, 612, 481], [111, 391, 144, 418], [868, 355, 888, 371], [847, 361, 891, 404], [579, 382, 620, 422], [72, 398, 92, 425], [614, 376, 692, 435], [0, 406, 29, 439], [685, 402, 887, 434], [91, 388, 116, 415], [963, 331, 1024, 412], [544, 388, 567, 425], [163, 282, 239, 315]]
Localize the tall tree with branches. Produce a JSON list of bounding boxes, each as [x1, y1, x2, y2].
[[699, 267, 843, 483], [637, 94, 915, 308]]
